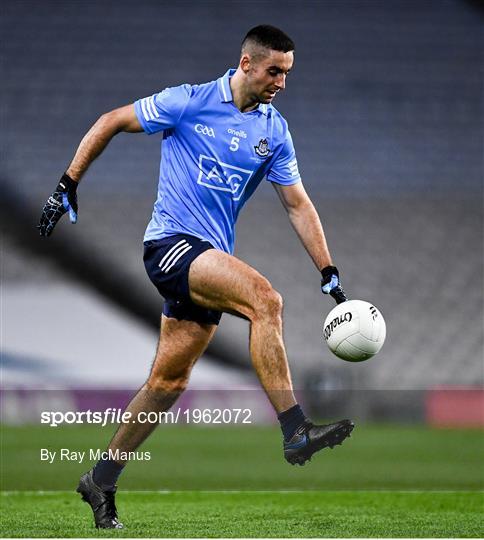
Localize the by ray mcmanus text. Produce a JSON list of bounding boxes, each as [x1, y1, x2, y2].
[[40, 448, 152, 464]]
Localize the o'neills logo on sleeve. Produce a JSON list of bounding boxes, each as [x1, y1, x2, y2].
[[323, 312, 352, 340]]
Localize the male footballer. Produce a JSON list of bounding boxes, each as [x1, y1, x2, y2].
[[38, 25, 354, 529]]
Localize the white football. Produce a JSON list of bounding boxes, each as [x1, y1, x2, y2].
[[323, 300, 386, 362]]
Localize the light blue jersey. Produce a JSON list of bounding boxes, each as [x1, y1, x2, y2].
[[134, 69, 301, 254]]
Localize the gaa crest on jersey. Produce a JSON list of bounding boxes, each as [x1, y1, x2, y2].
[[254, 138, 270, 157]]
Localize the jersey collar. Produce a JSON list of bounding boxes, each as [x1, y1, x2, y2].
[[218, 69, 269, 116]]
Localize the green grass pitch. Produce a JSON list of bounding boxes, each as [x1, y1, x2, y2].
[[1, 424, 483, 537], [1, 491, 482, 537]]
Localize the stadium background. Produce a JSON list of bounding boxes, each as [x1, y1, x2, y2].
[[1, 0, 483, 521]]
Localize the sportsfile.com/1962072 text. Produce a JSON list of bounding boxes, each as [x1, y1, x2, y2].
[[40, 408, 253, 427]]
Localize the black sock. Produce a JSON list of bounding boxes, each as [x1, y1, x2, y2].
[[278, 404, 306, 441], [92, 458, 125, 491]]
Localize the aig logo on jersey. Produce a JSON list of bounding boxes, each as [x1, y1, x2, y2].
[[194, 124, 215, 138], [197, 155, 252, 201]]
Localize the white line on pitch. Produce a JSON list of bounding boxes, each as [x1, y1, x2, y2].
[[1, 489, 481, 496]]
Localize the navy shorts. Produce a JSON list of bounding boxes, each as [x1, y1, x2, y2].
[[143, 234, 222, 325]]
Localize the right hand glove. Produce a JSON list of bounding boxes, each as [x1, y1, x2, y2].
[[321, 265, 349, 305], [38, 173, 78, 237]]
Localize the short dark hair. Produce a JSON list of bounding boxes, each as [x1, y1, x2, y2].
[[242, 25, 295, 53]]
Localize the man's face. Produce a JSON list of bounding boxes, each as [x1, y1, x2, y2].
[[243, 49, 294, 104]]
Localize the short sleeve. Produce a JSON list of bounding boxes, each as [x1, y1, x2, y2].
[[134, 84, 191, 134], [266, 129, 301, 185]]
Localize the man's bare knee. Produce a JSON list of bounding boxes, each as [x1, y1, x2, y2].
[[148, 344, 197, 394], [147, 370, 190, 395], [252, 283, 283, 323]]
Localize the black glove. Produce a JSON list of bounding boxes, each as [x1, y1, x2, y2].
[[321, 265, 348, 305], [38, 173, 78, 237]]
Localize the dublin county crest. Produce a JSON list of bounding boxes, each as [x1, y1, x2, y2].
[[254, 138, 270, 157]]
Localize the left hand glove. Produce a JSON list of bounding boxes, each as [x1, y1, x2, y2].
[[321, 265, 348, 304], [38, 173, 78, 237]]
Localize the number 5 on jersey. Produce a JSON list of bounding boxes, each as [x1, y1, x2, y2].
[[229, 136, 239, 152]]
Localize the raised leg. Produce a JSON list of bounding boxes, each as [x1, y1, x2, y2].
[[189, 249, 297, 413]]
